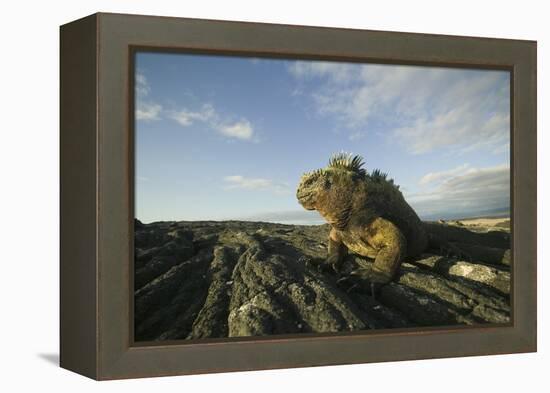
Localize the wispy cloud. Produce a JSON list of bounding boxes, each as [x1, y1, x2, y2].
[[218, 120, 254, 140], [288, 61, 356, 84], [170, 104, 256, 141], [136, 102, 162, 121], [288, 61, 510, 154], [135, 72, 150, 97], [419, 164, 471, 185], [171, 104, 216, 126], [135, 71, 163, 121], [134, 71, 255, 141], [407, 164, 510, 218], [223, 175, 290, 194]]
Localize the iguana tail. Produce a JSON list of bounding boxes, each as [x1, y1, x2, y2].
[[422, 221, 511, 266]]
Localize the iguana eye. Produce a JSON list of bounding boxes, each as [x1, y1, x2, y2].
[[324, 178, 332, 189]]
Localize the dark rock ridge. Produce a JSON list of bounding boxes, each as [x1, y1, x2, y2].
[[134, 219, 511, 341]]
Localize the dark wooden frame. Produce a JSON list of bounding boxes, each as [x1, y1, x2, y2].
[[60, 12, 537, 380]]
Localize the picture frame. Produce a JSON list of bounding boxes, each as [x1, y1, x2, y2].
[[60, 12, 536, 380]]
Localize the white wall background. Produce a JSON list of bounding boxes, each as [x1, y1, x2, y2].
[[0, 0, 546, 391]]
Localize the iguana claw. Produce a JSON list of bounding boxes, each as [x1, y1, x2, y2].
[[336, 268, 385, 298]]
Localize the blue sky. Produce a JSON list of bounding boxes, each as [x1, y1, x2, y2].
[[135, 52, 510, 224]]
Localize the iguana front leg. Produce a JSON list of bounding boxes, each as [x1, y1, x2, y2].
[[350, 217, 407, 284], [327, 227, 347, 273]]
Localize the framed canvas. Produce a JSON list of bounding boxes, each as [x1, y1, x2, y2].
[[60, 12, 537, 380]]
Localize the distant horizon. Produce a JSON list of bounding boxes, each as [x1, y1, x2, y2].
[[135, 52, 510, 224], [136, 206, 510, 226]]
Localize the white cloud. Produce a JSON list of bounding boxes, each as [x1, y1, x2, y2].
[[394, 102, 509, 155], [288, 62, 356, 84], [135, 71, 163, 121], [135, 72, 150, 96], [223, 175, 290, 194], [406, 164, 510, 218], [224, 175, 271, 189], [170, 104, 255, 141], [134, 70, 254, 140], [171, 104, 215, 126], [419, 164, 471, 185], [136, 102, 162, 121], [218, 120, 254, 140], [288, 61, 510, 154]]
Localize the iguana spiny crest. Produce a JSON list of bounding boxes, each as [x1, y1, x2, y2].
[[296, 152, 398, 224]]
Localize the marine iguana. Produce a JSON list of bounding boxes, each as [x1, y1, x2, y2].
[[296, 153, 504, 288]]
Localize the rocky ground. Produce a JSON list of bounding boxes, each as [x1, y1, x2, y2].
[[134, 218, 511, 342]]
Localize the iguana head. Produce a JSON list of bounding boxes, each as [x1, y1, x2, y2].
[[296, 153, 366, 212], [296, 170, 327, 210]]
